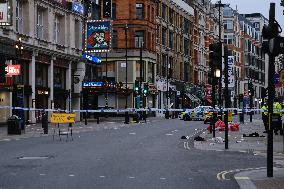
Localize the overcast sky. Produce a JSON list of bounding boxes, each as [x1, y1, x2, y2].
[[220, 0, 284, 34]]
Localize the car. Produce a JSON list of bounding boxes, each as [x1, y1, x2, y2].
[[184, 106, 214, 121]]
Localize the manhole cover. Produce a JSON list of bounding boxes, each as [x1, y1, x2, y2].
[[17, 156, 53, 160]]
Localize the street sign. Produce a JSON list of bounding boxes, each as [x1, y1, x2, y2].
[[51, 113, 76, 124], [228, 112, 232, 122]]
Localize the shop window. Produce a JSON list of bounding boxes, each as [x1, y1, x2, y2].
[[54, 67, 66, 89], [35, 63, 48, 87]]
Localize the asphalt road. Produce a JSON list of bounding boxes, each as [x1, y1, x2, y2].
[[0, 118, 266, 189]]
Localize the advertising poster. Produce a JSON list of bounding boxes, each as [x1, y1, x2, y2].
[[85, 20, 111, 52]]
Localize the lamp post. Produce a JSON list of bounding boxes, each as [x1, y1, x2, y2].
[[124, 24, 129, 124], [165, 48, 170, 119], [105, 52, 108, 108]]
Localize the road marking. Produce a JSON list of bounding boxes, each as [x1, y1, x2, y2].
[[235, 176, 250, 180], [18, 156, 50, 160], [166, 133, 173, 136], [99, 176, 105, 178], [69, 174, 75, 177], [128, 176, 135, 179], [160, 177, 166, 180], [2, 139, 11, 141], [129, 133, 136, 135]]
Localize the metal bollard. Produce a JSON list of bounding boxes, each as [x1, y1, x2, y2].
[[84, 112, 88, 125], [42, 112, 48, 134]]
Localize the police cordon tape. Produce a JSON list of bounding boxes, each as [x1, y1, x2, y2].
[[0, 105, 281, 113]]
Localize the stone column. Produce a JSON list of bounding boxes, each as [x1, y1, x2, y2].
[[66, 61, 72, 111], [48, 56, 54, 110], [29, 52, 36, 123]]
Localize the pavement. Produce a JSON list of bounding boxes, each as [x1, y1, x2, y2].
[[0, 116, 153, 142], [194, 114, 284, 189]]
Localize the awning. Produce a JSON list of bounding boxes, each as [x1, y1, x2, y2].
[[185, 93, 197, 102], [191, 94, 201, 102]]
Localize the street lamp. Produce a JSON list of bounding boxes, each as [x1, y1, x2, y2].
[[124, 24, 129, 124], [165, 48, 170, 119], [214, 69, 221, 78]]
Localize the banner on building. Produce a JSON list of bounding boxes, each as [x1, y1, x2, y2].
[[222, 56, 235, 88], [85, 20, 112, 52]]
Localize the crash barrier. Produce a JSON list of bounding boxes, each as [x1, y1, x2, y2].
[[0, 105, 282, 114]]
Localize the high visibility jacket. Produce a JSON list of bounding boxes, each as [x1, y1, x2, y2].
[[261, 105, 268, 116], [273, 102, 282, 116]]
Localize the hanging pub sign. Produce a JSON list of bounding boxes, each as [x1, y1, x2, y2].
[[82, 53, 102, 64], [85, 20, 112, 52], [5, 65, 21, 76]]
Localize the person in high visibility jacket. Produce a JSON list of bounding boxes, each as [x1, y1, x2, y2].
[[261, 103, 268, 133], [273, 100, 283, 135]]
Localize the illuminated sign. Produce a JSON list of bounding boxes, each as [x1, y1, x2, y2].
[[82, 53, 101, 64], [82, 81, 104, 88], [85, 20, 112, 52], [72, 2, 84, 14], [5, 65, 21, 76]]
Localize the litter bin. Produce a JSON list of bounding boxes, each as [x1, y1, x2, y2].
[[7, 115, 23, 135]]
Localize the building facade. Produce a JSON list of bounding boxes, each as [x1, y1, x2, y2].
[[0, 0, 85, 123]]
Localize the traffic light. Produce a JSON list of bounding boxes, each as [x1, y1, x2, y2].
[[143, 82, 149, 96], [0, 57, 7, 83], [134, 80, 140, 95], [248, 82, 254, 96], [209, 42, 222, 69]]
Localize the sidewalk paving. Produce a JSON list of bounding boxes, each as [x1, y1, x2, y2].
[[194, 116, 284, 189], [0, 116, 156, 142]]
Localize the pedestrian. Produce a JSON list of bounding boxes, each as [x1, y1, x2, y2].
[[261, 102, 268, 133], [273, 99, 282, 135]]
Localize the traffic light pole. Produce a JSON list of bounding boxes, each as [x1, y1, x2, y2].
[[224, 46, 229, 149], [267, 3, 276, 178], [124, 24, 129, 124]]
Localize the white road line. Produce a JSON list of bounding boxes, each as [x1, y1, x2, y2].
[[69, 174, 75, 177], [129, 133, 136, 135], [39, 174, 46, 176], [99, 176, 105, 178], [160, 177, 166, 180], [128, 176, 135, 179], [165, 133, 173, 136]]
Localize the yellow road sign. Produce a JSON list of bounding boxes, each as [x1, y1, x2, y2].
[[228, 112, 233, 122], [51, 113, 76, 123]]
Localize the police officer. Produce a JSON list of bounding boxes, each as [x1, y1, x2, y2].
[[273, 99, 282, 135], [261, 102, 268, 133]]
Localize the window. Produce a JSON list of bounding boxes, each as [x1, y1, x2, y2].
[[224, 20, 233, 30], [162, 4, 167, 20], [147, 5, 150, 21], [35, 64, 48, 87], [254, 22, 260, 29], [162, 54, 167, 77], [169, 9, 174, 24], [136, 3, 144, 20], [74, 19, 80, 49], [162, 27, 167, 46], [54, 67, 66, 89], [135, 31, 144, 48], [223, 7, 233, 17], [36, 8, 44, 39], [184, 38, 189, 55], [112, 3, 116, 19], [16, 0, 23, 33], [169, 31, 173, 49], [54, 15, 60, 43], [224, 34, 234, 44], [112, 30, 118, 48], [184, 18, 189, 33]]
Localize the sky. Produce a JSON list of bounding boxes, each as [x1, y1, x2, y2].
[[220, 0, 284, 35]]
